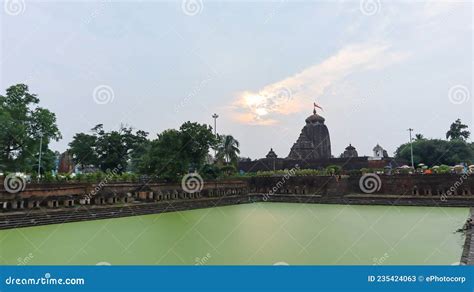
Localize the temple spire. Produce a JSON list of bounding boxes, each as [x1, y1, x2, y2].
[[313, 102, 323, 115]]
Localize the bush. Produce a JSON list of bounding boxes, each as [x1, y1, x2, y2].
[[437, 165, 451, 174], [348, 169, 362, 176], [220, 164, 237, 176], [75, 173, 84, 182], [325, 165, 342, 175], [43, 172, 55, 182], [200, 164, 221, 180]]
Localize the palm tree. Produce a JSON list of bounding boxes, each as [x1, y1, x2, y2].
[[446, 119, 470, 141], [216, 135, 240, 165]]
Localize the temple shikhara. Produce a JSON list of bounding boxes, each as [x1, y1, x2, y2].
[[287, 109, 331, 160], [238, 104, 403, 172]]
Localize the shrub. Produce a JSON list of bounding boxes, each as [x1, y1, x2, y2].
[[437, 165, 452, 174], [325, 165, 342, 175]]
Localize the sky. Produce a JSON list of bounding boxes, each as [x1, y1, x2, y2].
[[1, 0, 473, 159]]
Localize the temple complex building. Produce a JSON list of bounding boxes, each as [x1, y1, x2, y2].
[[266, 148, 278, 159], [341, 144, 358, 158], [370, 144, 389, 160], [57, 151, 74, 174], [238, 107, 406, 173], [287, 110, 331, 160]]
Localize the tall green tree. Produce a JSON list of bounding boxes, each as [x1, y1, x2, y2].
[[0, 84, 61, 172], [216, 135, 240, 165], [179, 122, 218, 169], [68, 133, 98, 168], [446, 119, 470, 141], [135, 122, 217, 180], [69, 124, 148, 172], [95, 125, 148, 172], [137, 129, 188, 179]]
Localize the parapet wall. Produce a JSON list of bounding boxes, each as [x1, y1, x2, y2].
[[0, 174, 473, 213], [237, 157, 404, 172], [0, 174, 473, 230]]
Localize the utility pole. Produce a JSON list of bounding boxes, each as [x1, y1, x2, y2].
[[212, 113, 219, 137], [408, 128, 414, 170], [212, 113, 219, 158], [37, 133, 43, 182]]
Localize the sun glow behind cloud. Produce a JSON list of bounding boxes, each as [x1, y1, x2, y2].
[[230, 42, 410, 125]]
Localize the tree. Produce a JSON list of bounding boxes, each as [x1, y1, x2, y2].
[[179, 122, 218, 170], [29, 149, 58, 175], [135, 122, 217, 180], [137, 129, 188, 180], [216, 135, 240, 165], [395, 139, 473, 166], [446, 119, 470, 141], [69, 124, 148, 173], [94, 125, 148, 172], [415, 134, 425, 141], [69, 133, 98, 168], [0, 84, 61, 172]]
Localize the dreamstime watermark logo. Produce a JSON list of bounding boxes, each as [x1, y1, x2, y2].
[[82, 0, 111, 25], [274, 87, 292, 103], [95, 261, 112, 266], [448, 84, 471, 105], [5, 273, 85, 286], [175, 73, 214, 113], [263, 165, 300, 201], [264, 0, 287, 24], [440, 169, 472, 202], [194, 252, 211, 265], [359, 0, 381, 16], [181, 172, 204, 194], [17, 253, 34, 266], [359, 173, 382, 194], [372, 252, 389, 265], [4, 0, 26, 16], [3, 174, 26, 194], [92, 85, 115, 105], [83, 165, 122, 202], [181, 0, 203, 16]]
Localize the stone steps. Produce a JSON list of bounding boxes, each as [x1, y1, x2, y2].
[[0, 195, 258, 230]]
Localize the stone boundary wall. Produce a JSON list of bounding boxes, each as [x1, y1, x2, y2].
[[237, 157, 409, 172], [0, 194, 261, 230], [461, 208, 473, 265], [0, 180, 248, 211], [1, 174, 473, 212]]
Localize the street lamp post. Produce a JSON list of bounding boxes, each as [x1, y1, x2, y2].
[[212, 113, 219, 158], [408, 128, 414, 170], [37, 133, 43, 182], [212, 113, 219, 137]]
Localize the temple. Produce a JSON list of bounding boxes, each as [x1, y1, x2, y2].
[[341, 144, 358, 158], [287, 109, 331, 160], [238, 105, 405, 172]]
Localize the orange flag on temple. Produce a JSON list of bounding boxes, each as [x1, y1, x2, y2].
[[314, 102, 323, 111]]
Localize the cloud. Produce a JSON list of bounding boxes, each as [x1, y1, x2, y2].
[[230, 42, 410, 125]]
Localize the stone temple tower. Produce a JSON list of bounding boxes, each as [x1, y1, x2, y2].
[[287, 109, 331, 160]]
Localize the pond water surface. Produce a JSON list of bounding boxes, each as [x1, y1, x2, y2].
[[0, 203, 468, 265]]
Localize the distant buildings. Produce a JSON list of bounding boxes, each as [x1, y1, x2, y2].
[[371, 144, 389, 160], [341, 144, 358, 158]]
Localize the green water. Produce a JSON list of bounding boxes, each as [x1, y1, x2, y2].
[[0, 203, 468, 265]]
